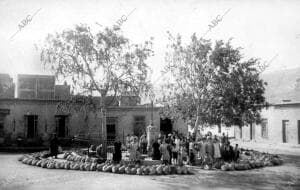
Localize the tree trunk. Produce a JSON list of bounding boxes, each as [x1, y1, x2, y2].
[[194, 106, 201, 140], [100, 95, 107, 158]]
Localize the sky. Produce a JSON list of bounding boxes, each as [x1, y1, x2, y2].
[[0, 0, 300, 89]]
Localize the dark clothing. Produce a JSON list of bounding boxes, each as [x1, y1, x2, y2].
[[50, 137, 59, 158], [152, 142, 161, 160], [141, 142, 147, 154], [222, 145, 234, 162], [113, 141, 122, 163], [233, 148, 240, 161], [229, 146, 235, 161], [168, 144, 172, 164]]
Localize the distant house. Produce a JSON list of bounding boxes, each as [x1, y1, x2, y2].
[[235, 68, 300, 145]]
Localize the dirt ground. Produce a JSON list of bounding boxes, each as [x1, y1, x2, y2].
[[0, 153, 299, 190]]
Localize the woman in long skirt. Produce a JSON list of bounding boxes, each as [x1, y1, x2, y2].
[[213, 135, 221, 161], [152, 139, 161, 160], [129, 137, 139, 161], [113, 137, 122, 163]]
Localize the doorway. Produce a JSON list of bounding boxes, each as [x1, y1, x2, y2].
[[106, 117, 117, 145], [298, 120, 300, 144], [282, 120, 289, 143], [160, 118, 172, 136], [55, 115, 67, 138], [25, 115, 38, 138]]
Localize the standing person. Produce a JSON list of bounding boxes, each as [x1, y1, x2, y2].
[[160, 139, 171, 165], [113, 137, 122, 163], [167, 134, 173, 162], [152, 138, 161, 160], [221, 133, 226, 145], [139, 133, 147, 154], [126, 134, 131, 150], [205, 136, 214, 165], [228, 142, 235, 162], [177, 137, 184, 165], [49, 133, 59, 158], [213, 135, 221, 161], [189, 138, 195, 165], [199, 138, 206, 165], [172, 135, 180, 165], [129, 137, 139, 162], [233, 144, 240, 162]]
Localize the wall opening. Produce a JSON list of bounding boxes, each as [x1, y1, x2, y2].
[[25, 115, 38, 138], [282, 120, 289, 143], [298, 120, 300, 144], [55, 115, 68, 138], [107, 117, 118, 145], [160, 118, 173, 136]]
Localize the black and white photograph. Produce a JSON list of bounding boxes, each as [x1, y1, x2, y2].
[[0, 0, 299, 189]]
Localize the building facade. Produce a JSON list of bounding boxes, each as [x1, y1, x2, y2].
[[234, 103, 300, 145], [0, 98, 160, 145], [0, 73, 189, 146], [235, 68, 300, 145]]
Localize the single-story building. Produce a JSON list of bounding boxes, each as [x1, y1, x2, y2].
[[235, 68, 300, 145], [0, 98, 188, 146]]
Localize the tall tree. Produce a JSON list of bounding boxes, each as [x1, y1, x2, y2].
[[41, 24, 154, 150], [160, 33, 215, 136], [160, 32, 267, 137], [208, 41, 267, 127]]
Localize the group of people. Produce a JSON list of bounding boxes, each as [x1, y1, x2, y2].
[[187, 133, 240, 166], [48, 131, 240, 167], [150, 132, 240, 166]]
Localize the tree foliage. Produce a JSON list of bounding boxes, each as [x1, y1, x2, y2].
[[41, 24, 154, 110], [159, 32, 267, 130]]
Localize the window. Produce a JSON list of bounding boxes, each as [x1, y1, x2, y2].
[[0, 115, 5, 137], [25, 115, 38, 138], [133, 116, 146, 137], [261, 119, 268, 138]]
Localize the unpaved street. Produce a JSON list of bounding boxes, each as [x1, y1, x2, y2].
[[0, 153, 299, 190]]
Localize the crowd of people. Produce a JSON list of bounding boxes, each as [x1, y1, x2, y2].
[[48, 131, 240, 167], [116, 132, 240, 166]]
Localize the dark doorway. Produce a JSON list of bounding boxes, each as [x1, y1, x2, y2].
[[160, 118, 172, 136], [298, 120, 300, 144], [106, 117, 117, 144], [282, 120, 289, 143], [55, 115, 67, 138], [25, 115, 38, 138]]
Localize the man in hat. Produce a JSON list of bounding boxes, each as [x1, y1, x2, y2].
[[49, 133, 59, 158]]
